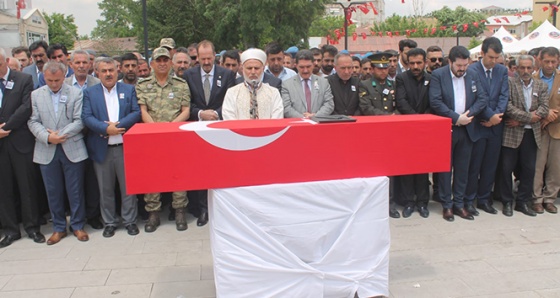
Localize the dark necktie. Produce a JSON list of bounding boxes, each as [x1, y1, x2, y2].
[[304, 79, 312, 113], [250, 81, 259, 119], [486, 70, 492, 85], [0, 79, 5, 108]]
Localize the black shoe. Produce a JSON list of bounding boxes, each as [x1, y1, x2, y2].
[[477, 202, 497, 214], [102, 226, 117, 238], [402, 206, 414, 218], [0, 234, 21, 248], [465, 204, 479, 216], [197, 212, 209, 226], [443, 208, 454, 222], [28, 231, 45, 243], [417, 205, 430, 218], [125, 224, 139, 236], [87, 218, 104, 230], [514, 203, 537, 217], [168, 209, 175, 221], [39, 217, 48, 225], [502, 202, 513, 217], [389, 207, 400, 218]]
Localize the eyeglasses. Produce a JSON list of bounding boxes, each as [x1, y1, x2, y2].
[[430, 58, 443, 63]]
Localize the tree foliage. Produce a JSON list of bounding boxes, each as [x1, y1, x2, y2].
[[371, 6, 486, 38], [43, 12, 78, 49], [92, 0, 328, 51], [309, 15, 356, 38], [91, 0, 136, 39]]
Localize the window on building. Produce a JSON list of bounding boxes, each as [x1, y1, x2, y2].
[[27, 32, 46, 46], [509, 29, 516, 34]]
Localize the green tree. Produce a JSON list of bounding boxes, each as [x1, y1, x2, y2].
[[371, 14, 431, 37], [91, 0, 136, 39], [43, 12, 78, 49], [468, 37, 481, 49], [428, 6, 486, 37], [309, 15, 356, 38], [529, 20, 543, 32]]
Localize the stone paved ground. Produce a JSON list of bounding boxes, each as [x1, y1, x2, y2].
[[0, 201, 559, 298]]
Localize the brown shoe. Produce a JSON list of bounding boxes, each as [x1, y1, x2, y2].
[[73, 229, 89, 242], [533, 203, 544, 214], [47, 231, 67, 245], [144, 212, 160, 233], [544, 203, 558, 214]]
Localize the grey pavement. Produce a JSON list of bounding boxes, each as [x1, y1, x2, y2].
[[0, 201, 559, 298]]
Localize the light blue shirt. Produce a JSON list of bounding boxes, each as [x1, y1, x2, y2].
[[72, 75, 88, 90], [539, 69, 554, 93], [265, 66, 297, 81], [49, 87, 63, 114]]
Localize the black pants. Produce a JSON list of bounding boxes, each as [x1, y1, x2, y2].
[[500, 130, 537, 204], [395, 174, 430, 207]]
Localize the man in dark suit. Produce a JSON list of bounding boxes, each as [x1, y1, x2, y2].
[[396, 39, 417, 75], [0, 49, 45, 247], [500, 55, 549, 217], [465, 37, 509, 216], [328, 53, 361, 116], [395, 48, 432, 218], [429, 46, 488, 222], [183, 40, 236, 226], [236, 72, 282, 94], [83, 57, 142, 237], [22, 40, 49, 90]]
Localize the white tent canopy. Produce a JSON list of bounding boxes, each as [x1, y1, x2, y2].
[[470, 26, 518, 54], [505, 20, 560, 53]]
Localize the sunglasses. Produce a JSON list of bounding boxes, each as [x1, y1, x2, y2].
[[430, 58, 443, 63]]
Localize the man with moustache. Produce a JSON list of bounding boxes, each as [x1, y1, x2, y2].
[[119, 53, 138, 85], [282, 50, 334, 118], [532, 47, 560, 214], [23, 40, 49, 89], [172, 47, 192, 78], [385, 50, 399, 82], [137, 59, 151, 79], [426, 46, 444, 74], [351, 56, 362, 78], [311, 48, 322, 76], [38, 44, 74, 88], [359, 52, 400, 218], [138, 47, 191, 232], [183, 41, 236, 226], [328, 53, 361, 116], [395, 48, 432, 218], [222, 49, 283, 120], [264, 42, 297, 81], [429, 46, 488, 222], [0, 49, 45, 248], [83, 57, 141, 237], [319, 45, 338, 77], [500, 55, 549, 217]]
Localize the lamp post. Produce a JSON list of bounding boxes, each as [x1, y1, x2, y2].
[[142, 0, 149, 58], [536, 1, 560, 27], [333, 0, 370, 50]]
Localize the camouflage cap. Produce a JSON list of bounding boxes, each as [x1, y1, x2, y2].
[[152, 47, 171, 60], [159, 38, 176, 49]]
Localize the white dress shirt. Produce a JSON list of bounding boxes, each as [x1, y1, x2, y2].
[[450, 69, 466, 114], [102, 85, 123, 145]]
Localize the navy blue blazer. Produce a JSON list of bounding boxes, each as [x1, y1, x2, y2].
[[467, 61, 509, 138], [183, 65, 236, 121], [82, 82, 141, 163], [429, 65, 489, 142]]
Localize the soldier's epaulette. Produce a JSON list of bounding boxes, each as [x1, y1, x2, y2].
[[172, 76, 186, 83], [137, 77, 151, 84], [371, 81, 377, 87], [387, 80, 392, 87]]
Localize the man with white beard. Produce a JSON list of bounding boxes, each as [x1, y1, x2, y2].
[[222, 48, 283, 120]]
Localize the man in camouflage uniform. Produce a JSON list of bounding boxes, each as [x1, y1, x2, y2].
[[359, 52, 401, 219], [136, 47, 191, 232]]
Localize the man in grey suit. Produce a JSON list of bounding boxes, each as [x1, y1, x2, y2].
[[64, 50, 104, 230], [282, 50, 334, 118], [28, 61, 89, 245], [64, 50, 100, 90], [22, 40, 49, 89]]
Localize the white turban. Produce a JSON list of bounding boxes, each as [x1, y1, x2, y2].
[[241, 48, 267, 65]]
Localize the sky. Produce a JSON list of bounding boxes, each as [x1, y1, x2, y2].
[[25, 0, 534, 37]]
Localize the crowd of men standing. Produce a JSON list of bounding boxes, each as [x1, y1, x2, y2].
[[0, 35, 559, 248]]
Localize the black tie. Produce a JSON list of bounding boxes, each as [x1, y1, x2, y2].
[[0, 78, 5, 95], [486, 70, 492, 84]]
